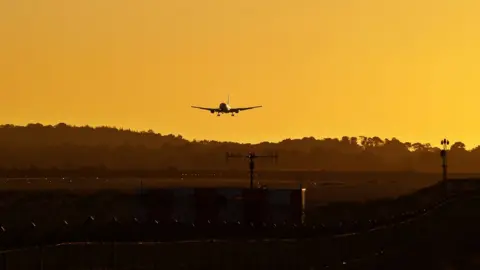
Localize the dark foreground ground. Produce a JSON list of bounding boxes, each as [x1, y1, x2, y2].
[[0, 179, 479, 269], [1, 190, 480, 269]]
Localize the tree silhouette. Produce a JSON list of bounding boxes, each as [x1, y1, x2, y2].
[[0, 123, 477, 173]]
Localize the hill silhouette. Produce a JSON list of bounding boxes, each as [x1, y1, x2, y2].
[[0, 123, 476, 173]]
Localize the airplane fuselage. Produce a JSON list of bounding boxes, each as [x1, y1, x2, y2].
[[219, 102, 231, 113]]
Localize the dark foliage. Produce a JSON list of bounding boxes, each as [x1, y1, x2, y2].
[[0, 123, 475, 172]]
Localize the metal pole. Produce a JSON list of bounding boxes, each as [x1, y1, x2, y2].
[[440, 138, 450, 198], [226, 152, 277, 189], [440, 139, 449, 182]]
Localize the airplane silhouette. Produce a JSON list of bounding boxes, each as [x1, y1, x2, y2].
[[191, 95, 262, 116]]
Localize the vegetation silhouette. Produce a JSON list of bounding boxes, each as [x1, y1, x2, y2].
[[0, 123, 476, 173]]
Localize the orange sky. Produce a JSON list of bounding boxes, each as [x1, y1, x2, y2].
[[1, 0, 480, 147]]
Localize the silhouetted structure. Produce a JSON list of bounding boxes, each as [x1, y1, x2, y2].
[[441, 138, 450, 181], [226, 152, 278, 188]]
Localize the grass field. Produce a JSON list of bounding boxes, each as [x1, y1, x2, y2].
[[0, 174, 443, 236], [0, 174, 445, 238], [0, 173, 441, 204]]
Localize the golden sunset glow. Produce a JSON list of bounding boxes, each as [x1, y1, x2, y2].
[[1, 0, 480, 146]]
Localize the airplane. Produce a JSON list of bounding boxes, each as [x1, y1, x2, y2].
[[191, 95, 262, 116]]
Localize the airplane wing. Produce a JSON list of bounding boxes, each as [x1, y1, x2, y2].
[[191, 106, 219, 112], [230, 106, 262, 113]]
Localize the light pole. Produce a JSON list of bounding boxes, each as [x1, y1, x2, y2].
[[440, 138, 450, 182]]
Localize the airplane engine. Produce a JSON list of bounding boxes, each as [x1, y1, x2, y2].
[[210, 110, 215, 114]]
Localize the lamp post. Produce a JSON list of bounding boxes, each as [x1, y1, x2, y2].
[[440, 138, 450, 182]]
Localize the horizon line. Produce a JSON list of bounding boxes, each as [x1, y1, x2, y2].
[[0, 122, 473, 149]]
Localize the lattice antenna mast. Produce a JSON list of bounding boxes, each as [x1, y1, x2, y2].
[[226, 152, 278, 189]]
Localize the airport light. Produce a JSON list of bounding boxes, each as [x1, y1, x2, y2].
[[440, 139, 450, 182], [225, 152, 278, 189]]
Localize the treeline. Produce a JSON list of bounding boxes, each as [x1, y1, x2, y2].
[[0, 123, 477, 173]]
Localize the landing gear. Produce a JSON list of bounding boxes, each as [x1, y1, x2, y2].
[[217, 113, 220, 116], [231, 113, 235, 116]]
